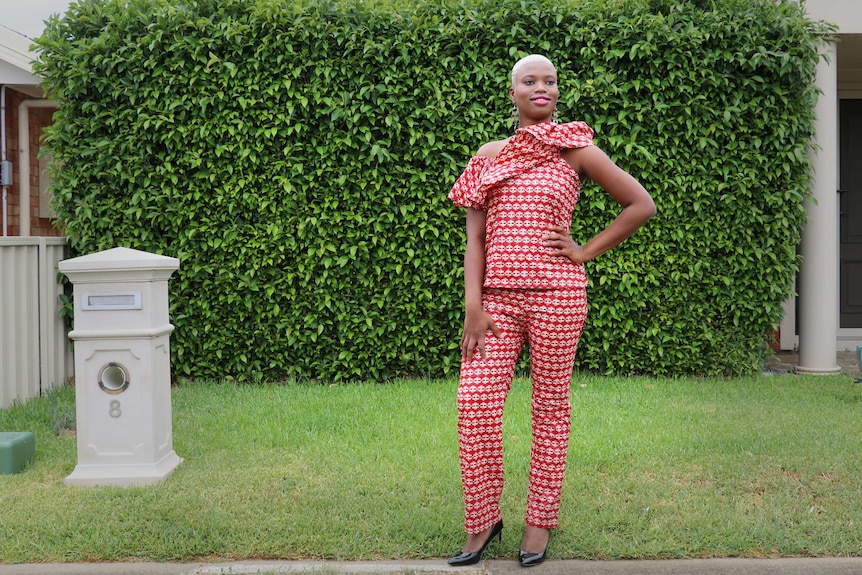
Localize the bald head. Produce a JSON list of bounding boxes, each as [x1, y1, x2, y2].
[[511, 54, 556, 86]]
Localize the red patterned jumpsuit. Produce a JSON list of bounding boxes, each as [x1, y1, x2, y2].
[[448, 121, 594, 534]]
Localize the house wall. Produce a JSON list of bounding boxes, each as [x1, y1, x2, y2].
[[805, 0, 862, 33], [2, 86, 60, 237]]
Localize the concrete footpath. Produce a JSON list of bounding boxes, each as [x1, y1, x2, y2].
[[2, 558, 862, 575]]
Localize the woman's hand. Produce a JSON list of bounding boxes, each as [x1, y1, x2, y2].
[[461, 307, 501, 362], [544, 226, 590, 264]]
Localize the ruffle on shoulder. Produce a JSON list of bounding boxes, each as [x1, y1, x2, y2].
[[479, 121, 594, 192], [519, 121, 595, 149], [448, 155, 491, 210], [447, 122, 594, 210]]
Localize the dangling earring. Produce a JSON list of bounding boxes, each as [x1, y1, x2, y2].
[[552, 106, 559, 124], [511, 104, 520, 132]]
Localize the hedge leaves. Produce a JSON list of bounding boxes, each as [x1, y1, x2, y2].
[[35, 0, 831, 379]]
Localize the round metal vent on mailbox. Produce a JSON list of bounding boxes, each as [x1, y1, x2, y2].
[[98, 363, 130, 394]]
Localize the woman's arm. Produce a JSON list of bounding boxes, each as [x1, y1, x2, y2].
[[546, 146, 656, 263], [461, 207, 501, 361]]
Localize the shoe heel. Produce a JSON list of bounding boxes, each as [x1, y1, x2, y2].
[[447, 520, 504, 567], [518, 529, 550, 567]]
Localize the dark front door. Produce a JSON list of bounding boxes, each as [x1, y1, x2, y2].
[[840, 99, 862, 328]]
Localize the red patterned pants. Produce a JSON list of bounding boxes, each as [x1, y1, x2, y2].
[[457, 287, 588, 534]]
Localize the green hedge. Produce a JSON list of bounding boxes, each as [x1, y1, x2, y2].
[[35, 0, 831, 380]]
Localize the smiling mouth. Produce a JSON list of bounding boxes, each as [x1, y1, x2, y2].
[[532, 96, 551, 105]]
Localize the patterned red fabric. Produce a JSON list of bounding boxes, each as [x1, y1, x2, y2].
[[448, 122, 596, 535], [457, 288, 588, 533], [448, 121, 595, 290]]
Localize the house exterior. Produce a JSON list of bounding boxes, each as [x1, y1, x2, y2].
[[0, 26, 59, 237], [787, 0, 862, 372], [1, 26, 68, 409], [0, 1, 858, 380]]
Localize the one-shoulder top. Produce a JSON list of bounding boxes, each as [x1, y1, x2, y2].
[[448, 121, 595, 290]]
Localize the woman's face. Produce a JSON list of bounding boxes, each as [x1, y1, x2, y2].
[[510, 59, 559, 127]]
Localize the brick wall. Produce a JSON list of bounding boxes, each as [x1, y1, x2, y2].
[[28, 105, 60, 236], [2, 87, 62, 237], [1, 87, 18, 236]]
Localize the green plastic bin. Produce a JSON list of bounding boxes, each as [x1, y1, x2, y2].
[[0, 432, 35, 474]]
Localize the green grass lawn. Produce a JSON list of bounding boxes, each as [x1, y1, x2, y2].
[[1, 374, 861, 563]]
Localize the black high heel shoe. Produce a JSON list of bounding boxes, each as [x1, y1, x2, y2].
[[447, 520, 504, 566], [518, 531, 549, 567], [518, 545, 548, 567]]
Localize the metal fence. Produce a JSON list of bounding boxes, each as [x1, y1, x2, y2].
[[0, 237, 72, 409]]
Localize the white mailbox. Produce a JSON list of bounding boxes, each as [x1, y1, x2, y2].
[[58, 247, 183, 486]]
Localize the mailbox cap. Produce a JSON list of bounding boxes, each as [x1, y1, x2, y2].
[[59, 247, 179, 282]]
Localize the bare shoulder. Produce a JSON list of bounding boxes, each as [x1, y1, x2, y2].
[[476, 138, 510, 158], [561, 145, 611, 178]]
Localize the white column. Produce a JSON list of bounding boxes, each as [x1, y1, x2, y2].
[[798, 40, 841, 374]]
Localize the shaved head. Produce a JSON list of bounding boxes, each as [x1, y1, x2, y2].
[[511, 54, 556, 86]]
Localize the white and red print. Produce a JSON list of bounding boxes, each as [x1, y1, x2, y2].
[[457, 287, 588, 533], [449, 121, 594, 534], [448, 121, 595, 290]]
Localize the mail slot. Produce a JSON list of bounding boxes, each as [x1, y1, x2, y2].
[[82, 292, 142, 311]]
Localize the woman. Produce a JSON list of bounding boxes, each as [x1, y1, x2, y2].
[[447, 54, 655, 567]]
